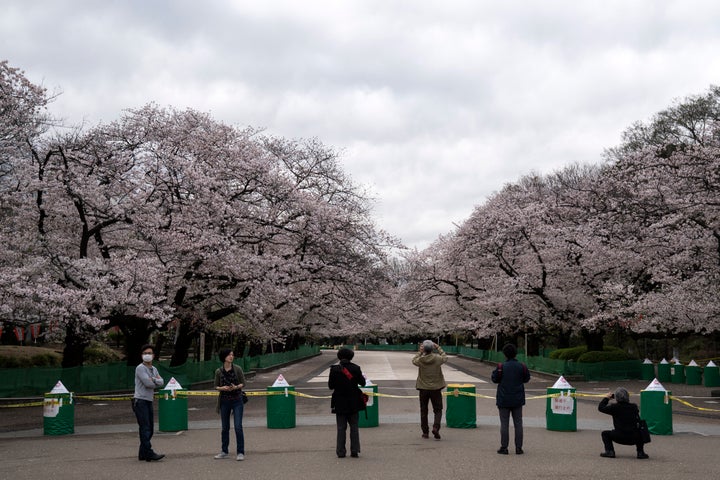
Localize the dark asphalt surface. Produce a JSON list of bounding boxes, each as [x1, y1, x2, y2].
[[1, 350, 719, 479]]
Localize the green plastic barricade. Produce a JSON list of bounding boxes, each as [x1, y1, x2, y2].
[[545, 376, 576, 432], [670, 363, 685, 384], [704, 362, 719, 387], [158, 388, 188, 432], [445, 384, 476, 428], [43, 391, 74, 436], [640, 360, 655, 381], [358, 384, 379, 428], [657, 361, 671, 383], [640, 380, 672, 435], [685, 362, 702, 385], [267, 385, 296, 429]]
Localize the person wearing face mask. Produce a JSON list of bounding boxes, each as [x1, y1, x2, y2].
[[132, 344, 165, 462]]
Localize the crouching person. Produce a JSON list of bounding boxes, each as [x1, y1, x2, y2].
[[598, 387, 649, 459]]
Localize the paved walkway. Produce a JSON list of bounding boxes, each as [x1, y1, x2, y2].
[[2, 350, 719, 479]]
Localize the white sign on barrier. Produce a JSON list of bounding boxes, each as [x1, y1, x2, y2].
[[551, 391, 574, 415]]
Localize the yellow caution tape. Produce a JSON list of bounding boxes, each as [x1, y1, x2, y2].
[[2, 389, 719, 415], [669, 395, 720, 413], [75, 395, 133, 401], [373, 393, 418, 399], [0, 401, 44, 408]]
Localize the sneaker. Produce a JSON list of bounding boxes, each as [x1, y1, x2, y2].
[[497, 447, 509, 455], [516, 448, 524, 455], [236, 453, 245, 461], [421, 433, 429, 439], [637, 452, 649, 459], [214, 452, 229, 459], [432, 427, 441, 440], [350, 453, 359, 458], [600, 451, 616, 458]]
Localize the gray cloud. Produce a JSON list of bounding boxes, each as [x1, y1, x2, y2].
[[3, 0, 720, 249]]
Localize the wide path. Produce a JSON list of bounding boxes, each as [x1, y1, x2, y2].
[[306, 350, 486, 384], [2, 350, 720, 479]]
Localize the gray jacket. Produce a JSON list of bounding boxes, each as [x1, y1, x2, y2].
[[134, 363, 164, 401]]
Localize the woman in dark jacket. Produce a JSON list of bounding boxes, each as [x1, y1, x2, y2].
[[328, 347, 366, 458], [598, 387, 649, 459], [491, 343, 530, 455]]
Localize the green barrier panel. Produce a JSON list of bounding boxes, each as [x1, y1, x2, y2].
[[546, 388, 577, 432], [641, 363, 655, 381], [43, 392, 74, 436], [704, 365, 720, 387], [267, 386, 296, 429], [445, 384, 476, 428], [685, 366, 702, 385], [158, 389, 188, 432], [358, 384, 379, 428], [657, 363, 672, 382], [0, 346, 321, 398], [456, 347, 487, 361], [670, 364, 685, 384], [640, 389, 672, 435]]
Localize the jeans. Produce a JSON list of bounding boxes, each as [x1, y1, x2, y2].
[[418, 389, 444, 434], [498, 406, 523, 449], [335, 412, 360, 457], [132, 399, 155, 459], [219, 397, 245, 454]]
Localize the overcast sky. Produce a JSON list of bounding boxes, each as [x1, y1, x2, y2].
[[3, 1, 720, 249]]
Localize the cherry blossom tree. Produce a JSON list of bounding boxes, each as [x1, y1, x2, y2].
[[2, 69, 397, 366]]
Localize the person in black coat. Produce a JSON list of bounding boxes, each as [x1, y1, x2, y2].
[[491, 343, 530, 455], [328, 348, 366, 458], [598, 387, 649, 459]]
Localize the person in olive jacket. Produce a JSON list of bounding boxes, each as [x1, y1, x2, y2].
[[598, 387, 649, 459], [412, 340, 447, 439], [491, 343, 530, 455], [328, 348, 366, 458]]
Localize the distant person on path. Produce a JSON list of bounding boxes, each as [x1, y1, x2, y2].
[[598, 387, 649, 459], [213, 348, 247, 461], [132, 344, 165, 462], [329, 347, 366, 458], [491, 343, 530, 455], [412, 340, 447, 439]]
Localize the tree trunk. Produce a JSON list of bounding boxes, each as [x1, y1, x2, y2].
[[120, 316, 154, 366], [170, 319, 195, 366], [583, 329, 605, 352], [526, 335, 540, 356], [61, 323, 90, 367], [556, 330, 571, 349], [248, 341, 263, 357]]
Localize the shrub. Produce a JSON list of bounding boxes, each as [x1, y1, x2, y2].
[[0, 356, 22, 368], [549, 346, 588, 361], [84, 341, 123, 364], [577, 348, 635, 363], [29, 353, 62, 367], [549, 345, 636, 362]]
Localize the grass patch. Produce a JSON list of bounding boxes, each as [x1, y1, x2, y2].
[[0, 345, 63, 368]]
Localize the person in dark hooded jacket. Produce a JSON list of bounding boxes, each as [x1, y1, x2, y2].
[[491, 343, 530, 455], [328, 348, 366, 458]]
